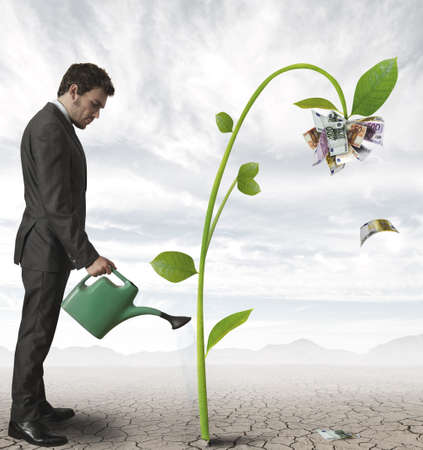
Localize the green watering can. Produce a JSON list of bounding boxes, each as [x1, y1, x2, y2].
[[61, 269, 191, 339]]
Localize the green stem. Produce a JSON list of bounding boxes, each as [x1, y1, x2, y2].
[[196, 63, 347, 441], [206, 178, 237, 253]]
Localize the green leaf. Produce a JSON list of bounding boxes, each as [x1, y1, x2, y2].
[[216, 112, 233, 133], [237, 162, 260, 196], [238, 179, 261, 196], [238, 162, 258, 180], [351, 57, 398, 117], [294, 97, 340, 112], [150, 251, 198, 283], [205, 309, 253, 357]]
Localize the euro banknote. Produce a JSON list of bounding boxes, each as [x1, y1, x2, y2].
[[316, 429, 355, 440], [335, 144, 360, 165], [303, 127, 319, 150], [346, 122, 367, 147], [360, 219, 399, 246], [321, 112, 348, 156], [326, 154, 345, 175], [357, 116, 384, 145]]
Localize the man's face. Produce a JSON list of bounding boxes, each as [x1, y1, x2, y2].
[[69, 86, 108, 129]]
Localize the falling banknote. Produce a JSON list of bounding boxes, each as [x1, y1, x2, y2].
[[360, 219, 399, 247], [303, 111, 384, 175]]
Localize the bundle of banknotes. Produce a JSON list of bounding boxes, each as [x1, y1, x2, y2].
[[360, 219, 399, 246], [303, 110, 384, 175]]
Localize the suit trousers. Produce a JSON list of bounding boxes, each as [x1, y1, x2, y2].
[[10, 267, 70, 421]]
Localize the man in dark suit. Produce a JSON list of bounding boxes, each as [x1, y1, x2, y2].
[[9, 63, 117, 447]]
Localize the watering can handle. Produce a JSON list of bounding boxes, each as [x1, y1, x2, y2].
[[80, 268, 129, 286]]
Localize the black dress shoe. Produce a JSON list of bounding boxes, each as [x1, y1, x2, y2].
[[160, 313, 191, 329], [40, 406, 75, 422], [8, 420, 68, 447]]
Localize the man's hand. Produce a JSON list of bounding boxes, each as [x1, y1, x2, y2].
[[86, 256, 116, 276]]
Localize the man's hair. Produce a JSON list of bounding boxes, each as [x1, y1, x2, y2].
[[57, 63, 115, 97]]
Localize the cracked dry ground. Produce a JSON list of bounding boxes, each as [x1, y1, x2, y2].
[[1, 366, 423, 449]]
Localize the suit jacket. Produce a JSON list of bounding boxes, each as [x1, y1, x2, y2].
[[13, 102, 99, 272]]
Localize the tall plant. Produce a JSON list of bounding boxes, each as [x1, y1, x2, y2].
[[150, 58, 398, 441]]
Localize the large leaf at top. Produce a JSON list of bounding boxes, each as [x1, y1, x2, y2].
[[294, 97, 340, 113], [216, 112, 233, 133], [205, 309, 253, 357], [351, 58, 398, 117], [237, 162, 261, 196], [150, 251, 197, 283]]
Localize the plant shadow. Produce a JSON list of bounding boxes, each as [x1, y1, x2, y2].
[[207, 435, 244, 447]]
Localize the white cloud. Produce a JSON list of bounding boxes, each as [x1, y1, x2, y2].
[[1, 0, 422, 353]]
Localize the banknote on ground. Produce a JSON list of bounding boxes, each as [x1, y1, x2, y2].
[[316, 429, 357, 440]]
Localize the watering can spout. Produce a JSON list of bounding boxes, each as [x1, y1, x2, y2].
[[119, 305, 191, 330], [118, 307, 191, 329], [118, 304, 162, 323], [160, 312, 192, 330]]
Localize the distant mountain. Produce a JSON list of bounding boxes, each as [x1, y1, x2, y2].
[[126, 344, 195, 367], [205, 338, 361, 365], [47, 346, 126, 366], [1, 335, 423, 367], [259, 338, 359, 365], [365, 335, 423, 366]]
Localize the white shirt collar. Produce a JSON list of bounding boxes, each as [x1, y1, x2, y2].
[[51, 98, 72, 125]]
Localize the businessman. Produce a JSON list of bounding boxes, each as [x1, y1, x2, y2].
[[9, 63, 120, 447], [10, 63, 192, 447]]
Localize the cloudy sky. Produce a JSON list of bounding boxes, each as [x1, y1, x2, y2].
[[1, 0, 423, 357]]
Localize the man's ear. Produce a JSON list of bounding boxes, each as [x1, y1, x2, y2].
[[69, 84, 79, 100]]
